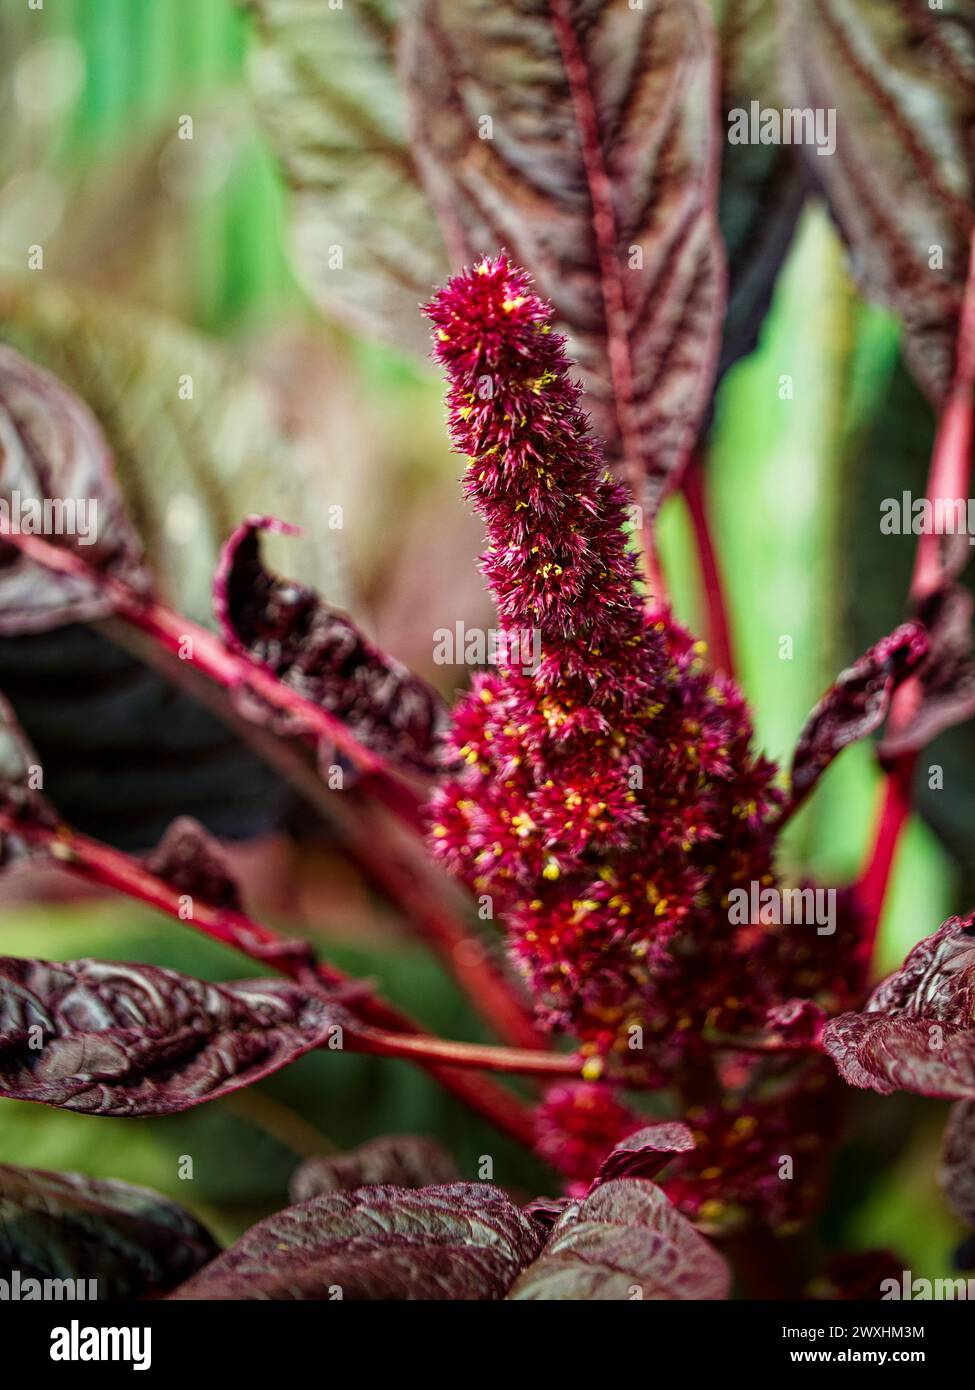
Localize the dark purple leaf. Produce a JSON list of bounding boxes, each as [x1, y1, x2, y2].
[[289, 1135, 459, 1203], [144, 816, 244, 913], [507, 1178, 731, 1300], [0, 624, 294, 851], [170, 1183, 542, 1300], [823, 912, 975, 1098], [522, 1195, 572, 1231], [0, 346, 153, 633], [782, 0, 975, 404], [790, 622, 928, 803], [144, 817, 316, 975], [244, 0, 447, 355], [0, 1162, 219, 1297], [213, 515, 448, 774], [0, 279, 319, 847], [402, 0, 725, 516], [764, 997, 828, 1048], [880, 584, 975, 763], [940, 1100, 975, 1229], [591, 1122, 695, 1187], [715, 0, 806, 382], [0, 957, 348, 1116], [0, 691, 58, 864]]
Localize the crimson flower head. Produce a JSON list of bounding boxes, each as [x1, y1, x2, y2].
[[425, 255, 784, 1080]]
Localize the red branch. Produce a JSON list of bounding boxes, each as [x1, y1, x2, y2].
[[0, 811, 576, 1141], [0, 528, 545, 1053], [336, 802, 546, 1052], [855, 227, 975, 951], [0, 530, 418, 811], [548, 0, 659, 591], [682, 450, 736, 676]]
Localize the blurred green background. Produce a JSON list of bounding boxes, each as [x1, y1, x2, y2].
[[0, 0, 965, 1276]]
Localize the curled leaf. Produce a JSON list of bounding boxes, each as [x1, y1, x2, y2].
[[0, 691, 58, 864], [0, 346, 153, 633], [0, 957, 348, 1116], [214, 515, 448, 774], [522, 1195, 572, 1231], [0, 1162, 219, 1297], [789, 622, 928, 804], [144, 816, 244, 913], [170, 1182, 542, 1300], [782, 0, 975, 403], [402, 0, 725, 515], [823, 912, 975, 1098], [507, 1178, 731, 1300], [880, 584, 975, 763], [289, 1135, 459, 1203], [591, 1122, 696, 1188]]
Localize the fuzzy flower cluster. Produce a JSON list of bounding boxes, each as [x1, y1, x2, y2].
[[425, 256, 786, 1079], [534, 1072, 840, 1232]]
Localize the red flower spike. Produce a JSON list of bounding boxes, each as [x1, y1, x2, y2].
[[425, 257, 784, 1067]]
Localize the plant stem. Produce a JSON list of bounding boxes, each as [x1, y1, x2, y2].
[[911, 230, 975, 603], [854, 752, 916, 970], [5, 529, 545, 1053], [0, 810, 562, 1143], [0, 530, 421, 824], [348, 1029, 579, 1076], [854, 227, 975, 954], [683, 450, 736, 676], [548, 0, 658, 590], [221, 1089, 339, 1159], [335, 800, 546, 1052]]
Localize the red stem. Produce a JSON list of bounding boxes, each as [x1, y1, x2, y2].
[[854, 227, 975, 950], [0, 531, 421, 823], [854, 752, 916, 969], [0, 811, 568, 1142], [682, 450, 736, 676], [335, 801, 545, 1053], [548, 0, 660, 594], [2, 528, 545, 1052], [911, 231, 975, 602]]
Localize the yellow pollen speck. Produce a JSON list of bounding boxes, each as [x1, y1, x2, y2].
[[542, 859, 560, 881], [581, 1057, 603, 1081]]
